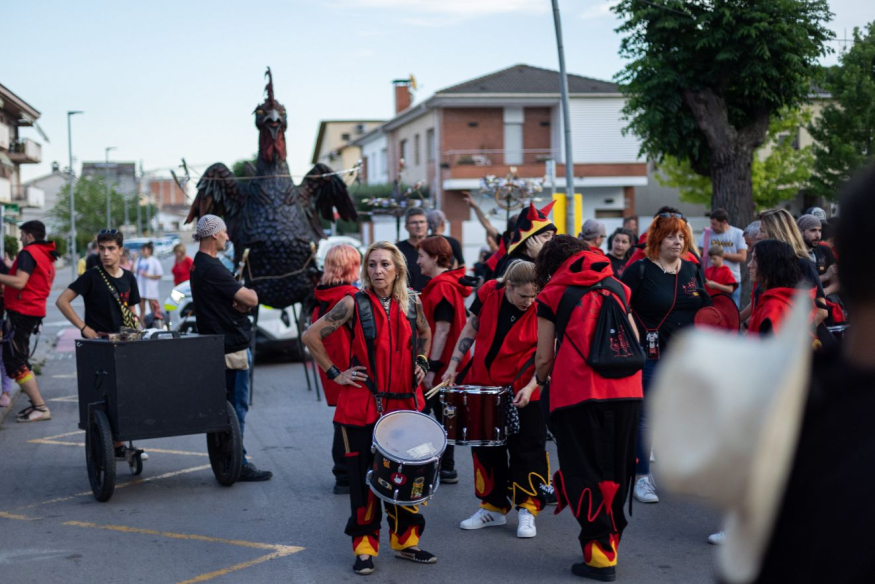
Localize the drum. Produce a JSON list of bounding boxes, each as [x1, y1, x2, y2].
[[440, 385, 510, 446], [367, 411, 447, 505]]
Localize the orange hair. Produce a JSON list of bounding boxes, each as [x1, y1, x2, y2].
[[645, 216, 692, 260], [417, 236, 453, 268], [320, 244, 361, 286]]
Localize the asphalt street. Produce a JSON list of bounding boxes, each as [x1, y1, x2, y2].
[[0, 250, 721, 584]]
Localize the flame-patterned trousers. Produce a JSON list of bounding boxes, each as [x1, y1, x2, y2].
[[550, 400, 640, 569], [340, 424, 426, 557], [471, 402, 548, 515]]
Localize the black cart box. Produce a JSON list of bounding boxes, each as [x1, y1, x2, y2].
[[75, 335, 228, 441]]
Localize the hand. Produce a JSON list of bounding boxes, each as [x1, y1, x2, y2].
[[424, 371, 436, 389], [232, 300, 250, 313], [81, 326, 99, 340], [705, 279, 715, 287], [513, 384, 536, 409], [335, 366, 368, 388], [461, 192, 477, 208], [415, 365, 426, 386], [441, 366, 457, 384], [525, 236, 545, 258]]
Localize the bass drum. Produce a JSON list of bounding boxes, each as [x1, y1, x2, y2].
[[367, 411, 447, 505]]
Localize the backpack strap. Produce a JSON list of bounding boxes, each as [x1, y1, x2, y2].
[[554, 278, 630, 342]]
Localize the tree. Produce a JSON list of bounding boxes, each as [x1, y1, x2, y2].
[[656, 108, 815, 209], [614, 0, 833, 227], [808, 22, 875, 200]]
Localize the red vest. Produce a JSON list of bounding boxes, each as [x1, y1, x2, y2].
[[312, 283, 358, 407], [419, 268, 472, 380], [467, 280, 539, 398], [748, 287, 798, 335], [5, 242, 57, 317], [537, 250, 643, 412], [335, 290, 424, 427]]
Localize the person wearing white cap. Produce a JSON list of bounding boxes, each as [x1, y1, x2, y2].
[[580, 219, 607, 251]]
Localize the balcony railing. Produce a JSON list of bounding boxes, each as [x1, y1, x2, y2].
[[441, 149, 559, 180], [7, 138, 41, 164]]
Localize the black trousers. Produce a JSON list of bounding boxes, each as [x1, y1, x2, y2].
[[423, 392, 455, 471], [551, 401, 640, 568], [332, 422, 349, 485]]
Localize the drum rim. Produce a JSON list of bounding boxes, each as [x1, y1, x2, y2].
[[371, 410, 447, 463], [448, 439, 507, 446], [442, 385, 509, 395]]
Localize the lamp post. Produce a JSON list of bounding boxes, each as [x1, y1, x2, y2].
[[67, 110, 83, 282], [105, 146, 117, 228], [551, 0, 576, 230]]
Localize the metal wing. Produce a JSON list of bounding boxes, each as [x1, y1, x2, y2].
[[302, 163, 358, 222], [184, 163, 246, 236]]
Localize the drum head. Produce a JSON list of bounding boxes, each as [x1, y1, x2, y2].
[[445, 385, 507, 394], [374, 411, 446, 462]]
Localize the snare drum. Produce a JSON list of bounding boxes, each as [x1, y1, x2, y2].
[[366, 411, 447, 505], [440, 385, 510, 446]]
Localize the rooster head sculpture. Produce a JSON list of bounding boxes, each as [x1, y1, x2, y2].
[[254, 67, 288, 164]]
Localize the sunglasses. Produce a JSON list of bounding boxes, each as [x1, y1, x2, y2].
[[656, 212, 685, 220], [98, 229, 119, 235]]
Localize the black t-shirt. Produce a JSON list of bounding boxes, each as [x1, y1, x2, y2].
[[811, 245, 836, 276], [751, 348, 875, 583], [69, 267, 141, 334], [189, 251, 252, 354], [85, 253, 101, 271], [396, 240, 430, 292], [16, 250, 36, 274], [608, 254, 628, 279], [434, 298, 454, 323], [442, 235, 465, 268], [470, 286, 526, 372], [621, 259, 711, 351]]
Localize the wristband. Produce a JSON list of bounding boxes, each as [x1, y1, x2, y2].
[[415, 355, 429, 372], [535, 373, 547, 386], [427, 359, 444, 372], [326, 365, 341, 380]]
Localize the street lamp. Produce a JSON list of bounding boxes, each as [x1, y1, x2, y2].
[[105, 146, 117, 228], [67, 110, 83, 282]]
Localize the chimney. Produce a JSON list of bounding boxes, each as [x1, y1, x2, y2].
[[393, 80, 412, 114]]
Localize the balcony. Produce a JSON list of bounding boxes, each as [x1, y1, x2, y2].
[[441, 149, 558, 181], [7, 138, 41, 164], [0, 177, 10, 204]]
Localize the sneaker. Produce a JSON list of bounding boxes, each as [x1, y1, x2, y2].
[[115, 445, 128, 459], [708, 531, 725, 545], [394, 547, 437, 564], [140, 451, 149, 461], [460, 508, 506, 530], [0, 393, 10, 408], [540, 483, 558, 506], [572, 562, 616, 582], [634, 476, 659, 503], [517, 508, 536, 538], [16, 402, 51, 423], [353, 555, 375, 575], [239, 462, 273, 482], [439, 469, 459, 484], [650, 450, 656, 463]]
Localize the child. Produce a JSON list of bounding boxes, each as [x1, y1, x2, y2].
[[704, 245, 738, 297]]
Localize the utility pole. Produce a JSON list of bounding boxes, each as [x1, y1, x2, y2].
[[105, 146, 116, 228], [551, 0, 577, 229], [67, 110, 83, 282], [138, 161, 144, 236]]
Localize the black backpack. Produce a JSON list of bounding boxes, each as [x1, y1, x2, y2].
[[554, 278, 646, 379]]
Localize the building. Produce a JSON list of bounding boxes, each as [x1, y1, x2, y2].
[[21, 162, 70, 233], [147, 177, 190, 232], [0, 82, 45, 235], [311, 120, 384, 177]]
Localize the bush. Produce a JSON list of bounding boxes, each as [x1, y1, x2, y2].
[[3, 235, 18, 258]]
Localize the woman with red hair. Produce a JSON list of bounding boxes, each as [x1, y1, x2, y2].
[[312, 244, 361, 495], [416, 236, 473, 485], [620, 212, 710, 505]]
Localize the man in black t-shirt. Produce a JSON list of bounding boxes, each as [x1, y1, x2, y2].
[[189, 215, 271, 482], [396, 207, 430, 291]]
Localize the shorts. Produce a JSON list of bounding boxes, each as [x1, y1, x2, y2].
[[2, 310, 41, 380]]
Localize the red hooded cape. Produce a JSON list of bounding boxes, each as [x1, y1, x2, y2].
[[467, 279, 540, 398], [537, 250, 643, 412], [747, 287, 797, 335], [419, 268, 472, 380], [312, 283, 358, 406], [337, 290, 424, 427]]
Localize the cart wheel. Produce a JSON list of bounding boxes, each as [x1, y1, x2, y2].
[[129, 453, 143, 476], [85, 409, 116, 502], [207, 401, 242, 486]]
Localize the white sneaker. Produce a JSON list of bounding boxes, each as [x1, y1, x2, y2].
[[140, 451, 149, 461], [634, 476, 659, 504], [650, 449, 656, 463], [708, 531, 725, 545], [517, 508, 536, 538], [460, 508, 506, 530]]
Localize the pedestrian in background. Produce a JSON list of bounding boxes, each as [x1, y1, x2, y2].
[[396, 207, 430, 291], [698, 209, 747, 307], [607, 228, 636, 278], [171, 243, 193, 285], [135, 241, 164, 325]]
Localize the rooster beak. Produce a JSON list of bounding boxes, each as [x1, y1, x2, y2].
[[268, 109, 280, 122]]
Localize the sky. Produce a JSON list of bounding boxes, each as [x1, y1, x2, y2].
[[5, 0, 874, 185]]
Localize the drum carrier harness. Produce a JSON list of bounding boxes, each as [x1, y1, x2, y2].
[[352, 291, 420, 415]]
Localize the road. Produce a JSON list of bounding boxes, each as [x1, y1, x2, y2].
[[0, 250, 721, 584]]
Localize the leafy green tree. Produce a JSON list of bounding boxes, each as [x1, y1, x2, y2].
[[232, 155, 258, 178], [656, 108, 815, 209], [614, 0, 833, 226], [808, 22, 875, 200]]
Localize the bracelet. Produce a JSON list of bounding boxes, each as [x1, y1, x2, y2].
[[415, 355, 429, 372], [326, 365, 341, 380], [427, 359, 444, 372], [80, 324, 88, 333], [535, 373, 547, 386]]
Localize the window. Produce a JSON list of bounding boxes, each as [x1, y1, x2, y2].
[[427, 128, 435, 162], [341, 133, 351, 141], [381, 148, 388, 176], [414, 134, 421, 165], [399, 140, 408, 166]]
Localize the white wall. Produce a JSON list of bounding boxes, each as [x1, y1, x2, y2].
[[361, 134, 388, 185], [556, 97, 644, 164]]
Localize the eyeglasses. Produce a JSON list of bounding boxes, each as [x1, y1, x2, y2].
[[98, 229, 119, 235], [656, 212, 685, 220]]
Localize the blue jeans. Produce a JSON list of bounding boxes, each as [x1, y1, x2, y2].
[[224, 349, 252, 458], [635, 358, 659, 476]]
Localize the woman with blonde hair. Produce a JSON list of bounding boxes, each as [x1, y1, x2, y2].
[[311, 244, 361, 494], [443, 259, 548, 539], [303, 241, 434, 575]]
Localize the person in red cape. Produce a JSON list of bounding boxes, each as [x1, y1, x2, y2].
[[747, 239, 814, 337], [442, 259, 548, 539], [311, 244, 361, 495], [303, 241, 434, 576], [492, 201, 557, 278], [416, 236, 473, 485], [534, 235, 643, 582]]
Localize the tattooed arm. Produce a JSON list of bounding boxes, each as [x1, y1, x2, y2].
[[414, 297, 432, 358], [301, 296, 367, 388], [440, 314, 479, 383]]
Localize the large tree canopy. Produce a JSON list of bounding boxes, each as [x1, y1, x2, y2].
[[808, 22, 875, 200], [614, 0, 833, 225]]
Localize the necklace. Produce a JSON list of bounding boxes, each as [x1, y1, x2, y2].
[[655, 258, 681, 274], [377, 294, 391, 314]]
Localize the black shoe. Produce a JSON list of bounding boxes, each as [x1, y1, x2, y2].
[[239, 462, 273, 482], [540, 483, 558, 506], [353, 555, 375, 575], [395, 547, 437, 564], [440, 469, 459, 484], [333, 483, 350, 494], [572, 563, 616, 582], [115, 445, 127, 459]]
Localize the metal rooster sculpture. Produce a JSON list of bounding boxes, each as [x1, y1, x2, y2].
[[185, 68, 357, 309]]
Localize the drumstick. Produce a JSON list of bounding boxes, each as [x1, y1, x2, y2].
[[424, 378, 452, 400]]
